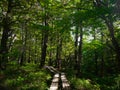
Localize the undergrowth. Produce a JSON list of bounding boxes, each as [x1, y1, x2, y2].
[[0, 62, 52, 90]]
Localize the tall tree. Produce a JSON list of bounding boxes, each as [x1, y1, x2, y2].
[[94, 0, 120, 72], [39, 1, 49, 68], [77, 24, 83, 77], [0, 0, 13, 69]]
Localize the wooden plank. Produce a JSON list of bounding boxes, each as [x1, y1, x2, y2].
[[50, 73, 59, 90], [61, 73, 70, 90], [44, 66, 59, 74]]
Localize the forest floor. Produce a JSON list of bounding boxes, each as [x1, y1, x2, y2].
[[0, 63, 120, 90], [0, 63, 52, 90]]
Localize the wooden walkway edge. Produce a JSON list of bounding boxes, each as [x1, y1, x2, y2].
[[50, 73, 59, 90], [50, 72, 70, 90], [61, 73, 70, 90]]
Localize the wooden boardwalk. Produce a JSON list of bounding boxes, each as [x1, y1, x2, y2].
[[50, 72, 70, 90], [45, 66, 70, 90], [61, 73, 70, 90], [50, 73, 59, 90]]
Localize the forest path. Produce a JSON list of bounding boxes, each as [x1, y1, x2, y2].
[[45, 66, 70, 90], [50, 73, 70, 90]]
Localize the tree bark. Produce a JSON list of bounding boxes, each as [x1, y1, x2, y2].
[[40, 16, 49, 68], [100, 31, 104, 77], [74, 26, 78, 71], [105, 17, 120, 72], [56, 34, 62, 70], [49, 37, 53, 66], [19, 22, 27, 65], [76, 25, 83, 77], [0, 0, 12, 70], [94, 0, 120, 73], [40, 30, 49, 68], [93, 29, 98, 76]]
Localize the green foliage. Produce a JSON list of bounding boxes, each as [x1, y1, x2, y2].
[[70, 78, 100, 90], [114, 75, 120, 90], [93, 75, 120, 90], [5, 76, 24, 87], [0, 0, 120, 89], [1, 63, 52, 90]]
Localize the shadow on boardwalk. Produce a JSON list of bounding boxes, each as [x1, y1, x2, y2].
[[44, 66, 70, 90]]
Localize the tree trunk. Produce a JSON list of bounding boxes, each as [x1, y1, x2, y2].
[[0, 0, 12, 70], [19, 22, 27, 65], [40, 30, 48, 68], [93, 29, 98, 76], [95, 51, 98, 75], [94, 0, 120, 73], [56, 34, 62, 70], [105, 17, 120, 72], [40, 15, 49, 68], [0, 21, 9, 69], [49, 37, 53, 66], [100, 31, 104, 77], [76, 25, 83, 77], [74, 26, 78, 71], [34, 35, 37, 64], [28, 45, 31, 63]]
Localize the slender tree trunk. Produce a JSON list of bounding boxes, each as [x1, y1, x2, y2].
[[40, 30, 48, 68], [56, 34, 62, 70], [59, 38, 62, 70], [49, 51, 52, 66], [55, 33, 58, 68], [19, 52, 24, 66], [19, 22, 27, 65], [0, 0, 12, 70], [101, 55, 104, 76], [115, 0, 120, 14], [0, 21, 9, 69], [93, 29, 98, 75], [95, 51, 98, 75], [74, 26, 78, 71], [34, 35, 37, 64], [100, 31, 104, 77], [49, 37, 53, 66], [19, 26, 24, 65], [76, 25, 83, 77], [40, 13, 49, 68], [28, 45, 31, 63]]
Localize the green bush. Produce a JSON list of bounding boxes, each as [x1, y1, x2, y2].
[[21, 71, 51, 90], [70, 78, 100, 90], [5, 76, 24, 87], [94, 75, 120, 90], [114, 75, 120, 90], [3, 63, 52, 90]]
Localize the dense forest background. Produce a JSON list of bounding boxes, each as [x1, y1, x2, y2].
[[0, 0, 120, 90]]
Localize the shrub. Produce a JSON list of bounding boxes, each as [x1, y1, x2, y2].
[[114, 75, 120, 90], [3, 63, 52, 90], [70, 78, 100, 90]]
